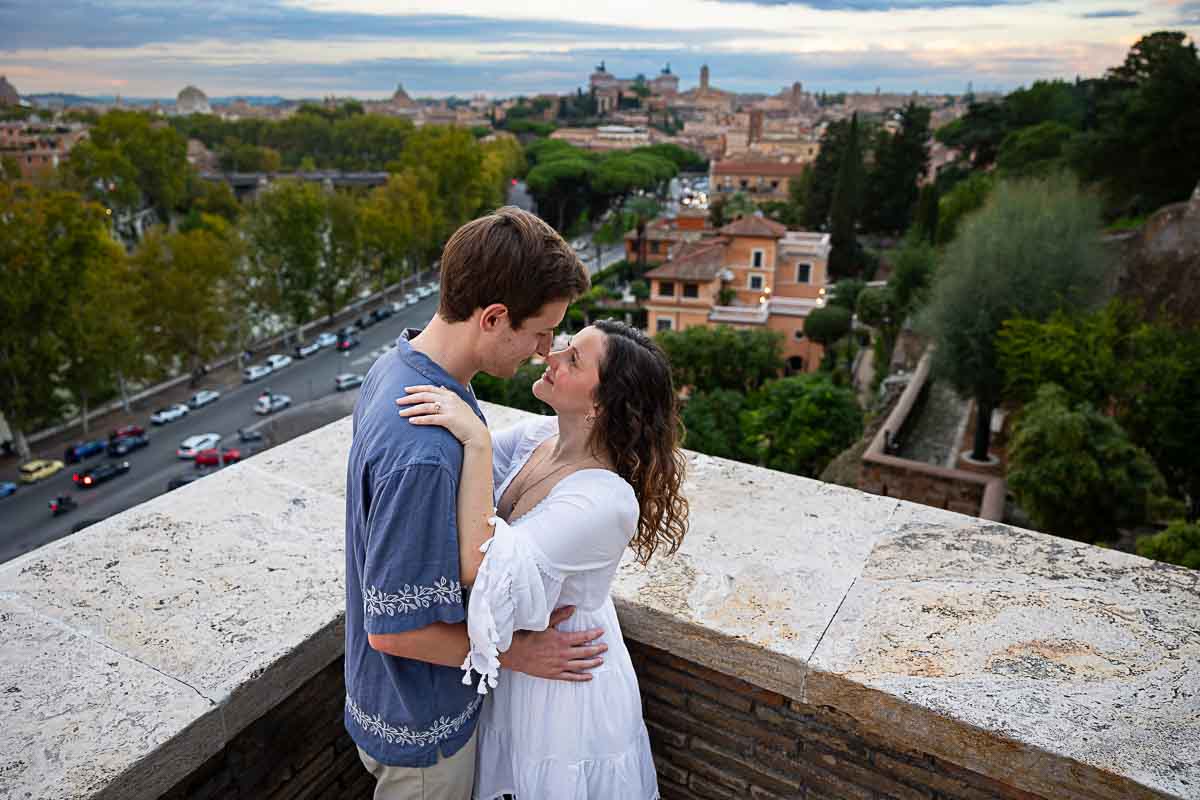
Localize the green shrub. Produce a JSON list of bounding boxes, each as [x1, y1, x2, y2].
[[1008, 384, 1167, 543], [1136, 520, 1200, 570]]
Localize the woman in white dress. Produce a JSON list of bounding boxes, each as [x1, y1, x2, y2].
[[396, 319, 689, 800]]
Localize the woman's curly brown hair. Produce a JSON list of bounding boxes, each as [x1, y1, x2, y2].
[[586, 319, 689, 563]]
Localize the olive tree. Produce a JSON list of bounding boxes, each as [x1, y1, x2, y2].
[[919, 175, 1111, 461]]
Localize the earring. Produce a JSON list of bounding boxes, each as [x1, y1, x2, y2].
[[585, 413, 596, 425]]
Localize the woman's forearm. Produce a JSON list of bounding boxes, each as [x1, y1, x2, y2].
[[457, 435, 496, 586]]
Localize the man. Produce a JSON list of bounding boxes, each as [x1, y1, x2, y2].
[[344, 206, 600, 799]]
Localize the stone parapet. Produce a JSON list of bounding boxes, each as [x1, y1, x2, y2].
[[1, 404, 1195, 799]]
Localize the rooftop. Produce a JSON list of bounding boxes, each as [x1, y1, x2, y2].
[[713, 159, 811, 177], [643, 240, 728, 281], [719, 214, 788, 239], [1, 404, 1196, 799]]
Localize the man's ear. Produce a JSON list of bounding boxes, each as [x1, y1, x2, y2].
[[479, 303, 510, 332]]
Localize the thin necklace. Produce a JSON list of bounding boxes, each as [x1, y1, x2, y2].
[[501, 438, 594, 520]]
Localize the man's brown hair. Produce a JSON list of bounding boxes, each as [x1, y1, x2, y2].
[[438, 206, 590, 329]]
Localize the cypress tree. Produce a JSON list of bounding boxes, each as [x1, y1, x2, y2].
[[828, 113, 863, 279], [913, 183, 940, 243]]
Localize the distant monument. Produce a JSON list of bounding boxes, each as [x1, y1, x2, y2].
[[390, 83, 415, 109], [176, 85, 211, 115], [700, 64, 710, 92], [0, 76, 20, 107]]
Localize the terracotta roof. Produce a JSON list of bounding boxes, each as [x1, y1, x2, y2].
[[624, 226, 684, 242], [712, 160, 810, 177], [644, 240, 728, 281], [718, 215, 787, 239]]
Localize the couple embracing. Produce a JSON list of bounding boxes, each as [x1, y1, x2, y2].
[[344, 206, 690, 799]]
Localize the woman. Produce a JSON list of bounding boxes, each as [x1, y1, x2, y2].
[[396, 319, 688, 799]]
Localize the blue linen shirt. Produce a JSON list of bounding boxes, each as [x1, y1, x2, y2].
[[344, 331, 486, 767]]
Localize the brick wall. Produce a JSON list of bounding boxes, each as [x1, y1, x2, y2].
[[859, 350, 1006, 521], [859, 457, 987, 517], [629, 641, 1046, 800], [163, 643, 1045, 800], [160, 657, 371, 800]]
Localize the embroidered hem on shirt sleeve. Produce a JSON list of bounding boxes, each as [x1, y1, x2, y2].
[[363, 576, 462, 617]]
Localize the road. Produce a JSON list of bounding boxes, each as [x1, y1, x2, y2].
[[582, 243, 626, 275], [508, 180, 534, 213], [0, 293, 443, 565], [510, 180, 623, 276]]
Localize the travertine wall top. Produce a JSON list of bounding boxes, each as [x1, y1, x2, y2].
[[1, 404, 1195, 800]]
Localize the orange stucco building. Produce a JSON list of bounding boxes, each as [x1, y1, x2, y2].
[[643, 215, 830, 373], [623, 208, 710, 266]]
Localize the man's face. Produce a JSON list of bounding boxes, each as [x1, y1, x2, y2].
[[485, 299, 570, 378]]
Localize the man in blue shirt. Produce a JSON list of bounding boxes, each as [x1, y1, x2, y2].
[[345, 207, 597, 799]]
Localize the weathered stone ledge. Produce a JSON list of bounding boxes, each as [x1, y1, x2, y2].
[[1, 403, 1195, 800]]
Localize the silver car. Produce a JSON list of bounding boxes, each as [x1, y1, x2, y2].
[[335, 373, 364, 392], [187, 389, 221, 409], [242, 364, 272, 383], [265, 353, 292, 370], [151, 403, 189, 425], [255, 393, 292, 415], [177, 433, 221, 458]]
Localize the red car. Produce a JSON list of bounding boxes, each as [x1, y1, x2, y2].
[[110, 424, 146, 440], [193, 447, 242, 468]]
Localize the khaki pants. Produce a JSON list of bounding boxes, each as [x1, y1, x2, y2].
[[357, 729, 477, 800]]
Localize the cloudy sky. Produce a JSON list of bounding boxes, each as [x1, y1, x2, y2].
[[1, 0, 1196, 99]]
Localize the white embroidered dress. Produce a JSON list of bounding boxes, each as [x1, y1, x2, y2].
[[462, 416, 659, 800]]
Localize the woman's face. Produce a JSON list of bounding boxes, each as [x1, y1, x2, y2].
[[532, 326, 606, 417]]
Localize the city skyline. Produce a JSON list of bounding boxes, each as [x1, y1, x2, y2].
[[2, 0, 1198, 99]]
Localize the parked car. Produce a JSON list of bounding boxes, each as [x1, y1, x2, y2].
[[265, 353, 292, 370], [255, 393, 292, 415], [355, 313, 376, 330], [336, 335, 360, 352], [73, 460, 131, 488], [416, 285, 433, 299], [428, 280, 440, 292], [371, 305, 394, 322], [0, 481, 17, 498], [193, 447, 241, 468], [572, 239, 588, 251], [188, 389, 221, 409], [177, 433, 221, 459], [242, 364, 273, 383], [63, 439, 108, 464], [335, 372, 365, 392], [315, 331, 339, 349], [337, 325, 358, 339], [295, 340, 321, 359], [150, 403, 190, 425], [20, 459, 64, 484], [388, 299, 408, 313], [403, 292, 419, 305], [107, 434, 149, 457], [166, 472, 202, 492], [110, 424, 145, 440]]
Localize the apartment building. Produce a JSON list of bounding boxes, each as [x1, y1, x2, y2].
[[644, 214, 830, 373]]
